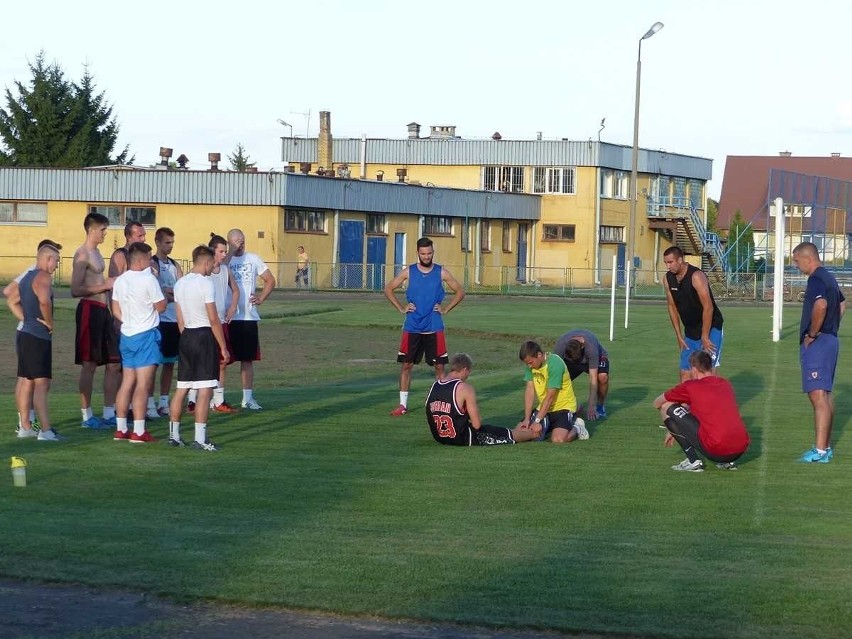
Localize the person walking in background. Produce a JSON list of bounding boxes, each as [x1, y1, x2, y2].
[[792, 242, 846, 463], [384, 237, 465, 416], [663, 246, 724, 382], [151, 227, 183, 417], [8, 241, 63, 441], [225, 228, 275, 410], [294, 245, 310, 289], [111, 242, 166, 443], [71, 212, 120, 429], [554, 328, 610, 421]]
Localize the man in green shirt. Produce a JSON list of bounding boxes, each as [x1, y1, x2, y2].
[[518, 340, 589, 443]]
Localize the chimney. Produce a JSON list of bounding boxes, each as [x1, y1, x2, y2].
[[536, 131, 543, 141], [831, 152, 841, 158], [376, 170, 384, 181], [318, 110, 333, 175], [407, 122, 421, 139], [159, 147, 173, 167], [208, 152, 221, 171], [779, 151, 792, 157], [396, 168, 407, 183], [429, 125, 457, 139], [492, 132, 502, 141], [176, 154, 189, 169]]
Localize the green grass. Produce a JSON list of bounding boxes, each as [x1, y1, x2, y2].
[[1, 295, 850, 638]]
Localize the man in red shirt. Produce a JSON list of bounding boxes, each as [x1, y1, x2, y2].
[[652, 350, 750, 472]]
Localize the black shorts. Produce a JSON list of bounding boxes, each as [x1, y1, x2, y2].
[[176, 327, 219, 389], [397, 331, 449, 366], [158, 322, 180, 361], [664, 404, 742, 464], [567, 356, 610, 381], [531, 409, 575, 440], [75, 299, 120, 365], [17, 332, 52, 380], [228, 320, 261, 363]]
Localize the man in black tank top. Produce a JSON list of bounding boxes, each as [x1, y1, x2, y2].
[[425, 353, 540, 446], [663, 246, 724, 382]]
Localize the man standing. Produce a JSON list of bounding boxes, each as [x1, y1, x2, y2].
[[663, 246, 724, 381], [71, 212, 119, 429], [384, 237, 465, 416], [169, 245, 230, 452], [792, 242, 846, 463], [225, 228, 275, 410], [151, 227, 183, 417], [111, 243, 166, 443], [207, 233, 239, 413], [517, 340, 588, 444], [554, 329, 610, 421], [294, 245, 310, 289], [9, 241, 64, 441], [426, 353, 540, 446], [653, 351, 750, 472], [109, 221, 147, 279]]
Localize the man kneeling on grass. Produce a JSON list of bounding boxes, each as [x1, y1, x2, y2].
[[426, 353, 540, 446], [653, 350, 750, 472]]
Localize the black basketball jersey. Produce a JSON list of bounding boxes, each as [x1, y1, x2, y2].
[[425, 377, 473, 446], [665, 264, 723, 339]]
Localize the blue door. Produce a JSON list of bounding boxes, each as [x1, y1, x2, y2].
[[516, 224, 528, 282], [366, 236, 387, 291], [616, 243, 626, 286], [394, 233, 406, 277], [337, 220, 364, 289]]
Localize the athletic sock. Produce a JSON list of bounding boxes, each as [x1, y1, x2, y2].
[[116, 417, 128, 434], [816, 448, 827, 455], [682, 446, 700, 463], [29, 409, 36, 422], [187, 389, 197, 404], [170, 421, 181, 441], [147, 396, 157, 411], [133, 419, 146, 436], [82, 407, 93, 421], [399, 391, 409, 408], [195, 422, 207, 444], [103, 406, 115, 420], [242, 389, 253, 404], [213, 387, 225, 406], [159, 395, 169, 409], [17, 413, 23, 429]]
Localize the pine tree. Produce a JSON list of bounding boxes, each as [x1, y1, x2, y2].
[[228, 143, 256, 171]]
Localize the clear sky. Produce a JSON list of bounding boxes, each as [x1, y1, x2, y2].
[[2, 0, 850, 197]]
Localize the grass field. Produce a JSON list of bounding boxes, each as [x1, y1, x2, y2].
[[0, 294, 850, 638]]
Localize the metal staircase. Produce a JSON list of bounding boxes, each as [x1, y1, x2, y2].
[[647, 197, 727, 280]]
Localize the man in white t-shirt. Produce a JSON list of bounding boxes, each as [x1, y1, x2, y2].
[[169, 245, 230, 452], [110, 242, 166, 443], [225, 228, 275, 410], [151, 227, 183, 417]]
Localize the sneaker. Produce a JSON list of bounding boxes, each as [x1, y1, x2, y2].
[[191, 440, 220, 452], [82, 416, 108, 429], [187, 401, 196, 414], [715, 461, 738, 471], [596, 404, 607, 419], [17, 427, 38, 439], [146, 407, 161, 419], [799, 447, 831, 463], [157, 406, 170, 418], [101, 416, 117, 428], [128, 431, 157, 444], [37, 428, 65, 442], [672, 458, 705, 472], [390, 404, 408, 416], [168, 437, 187, 447], [241, 399, 263, 410], [573, 417, 589, 440], [113, 430, 130, 441], [212, 402, 239, 414]]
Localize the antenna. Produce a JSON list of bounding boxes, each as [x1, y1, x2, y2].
[[291, 109, 312, 137], [598, 117, 606, 142]]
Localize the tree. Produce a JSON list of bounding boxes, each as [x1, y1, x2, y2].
[[706, 197, 719, 232], [0, 51, 131, 167], [726, 209, 755, 272], [228, 143, 256, 171]]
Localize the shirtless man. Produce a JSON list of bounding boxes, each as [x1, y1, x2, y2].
[[71, 212, 120, 429], [109, 221, 146, 279]]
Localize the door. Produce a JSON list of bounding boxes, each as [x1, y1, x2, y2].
[[516, 223, 528, 282], [366, 236, 387, 291], [394, 233, 406, 277], [337, 220, 365, 289], [616, 243, 626, 286]]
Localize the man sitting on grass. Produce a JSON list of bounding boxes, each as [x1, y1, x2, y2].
[[653, 350, 750, 472], [426, 353, 540, 446]]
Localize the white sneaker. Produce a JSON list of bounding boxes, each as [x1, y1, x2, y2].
[[146, 407, 161, 419], [17, 427, 38, 439], [672, 458, 704, 472], [37, 428, 65, 442], [573, 417, 589, 440], [241, 399, 263, 410]]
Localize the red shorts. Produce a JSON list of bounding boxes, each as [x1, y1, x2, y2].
[[75, 299, 120, 365]]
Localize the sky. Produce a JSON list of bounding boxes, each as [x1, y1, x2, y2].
[[2, 0, 851, 198]]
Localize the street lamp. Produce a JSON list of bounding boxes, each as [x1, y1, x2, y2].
[[277, 119, 293, 167], [625, 21, 663, 327]]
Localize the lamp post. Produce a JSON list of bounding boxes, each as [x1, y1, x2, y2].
[[277, 119, 293, 167], [625, 21, 663, 328]]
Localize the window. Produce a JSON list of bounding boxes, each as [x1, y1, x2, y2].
[[599, 226, 624, 243], [285, 209, 326, 232], [689, 180, 704, 209], [543, 224, 575, 241], [600, 170, 613, 198], [367, 214, 386, 234], [423, 215, 453, 236], [614, 172, 629, 199], [0, 201, 47, 224], [673, 177, 687, 202], [89, 205, 156, 227], [533, 167, 576, 194], [460, 219, 471, 252], [480, 220, 491, 252], [502, 221, 512, 252], [483, 166, 525, 193]]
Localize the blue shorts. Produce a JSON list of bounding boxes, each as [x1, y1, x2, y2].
[[681, 328, 723, 371], [800, 334, 839, 393], [120, 328, 162, 369]]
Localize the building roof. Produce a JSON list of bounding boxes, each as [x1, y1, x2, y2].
[[718, 154, 852, 230]]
